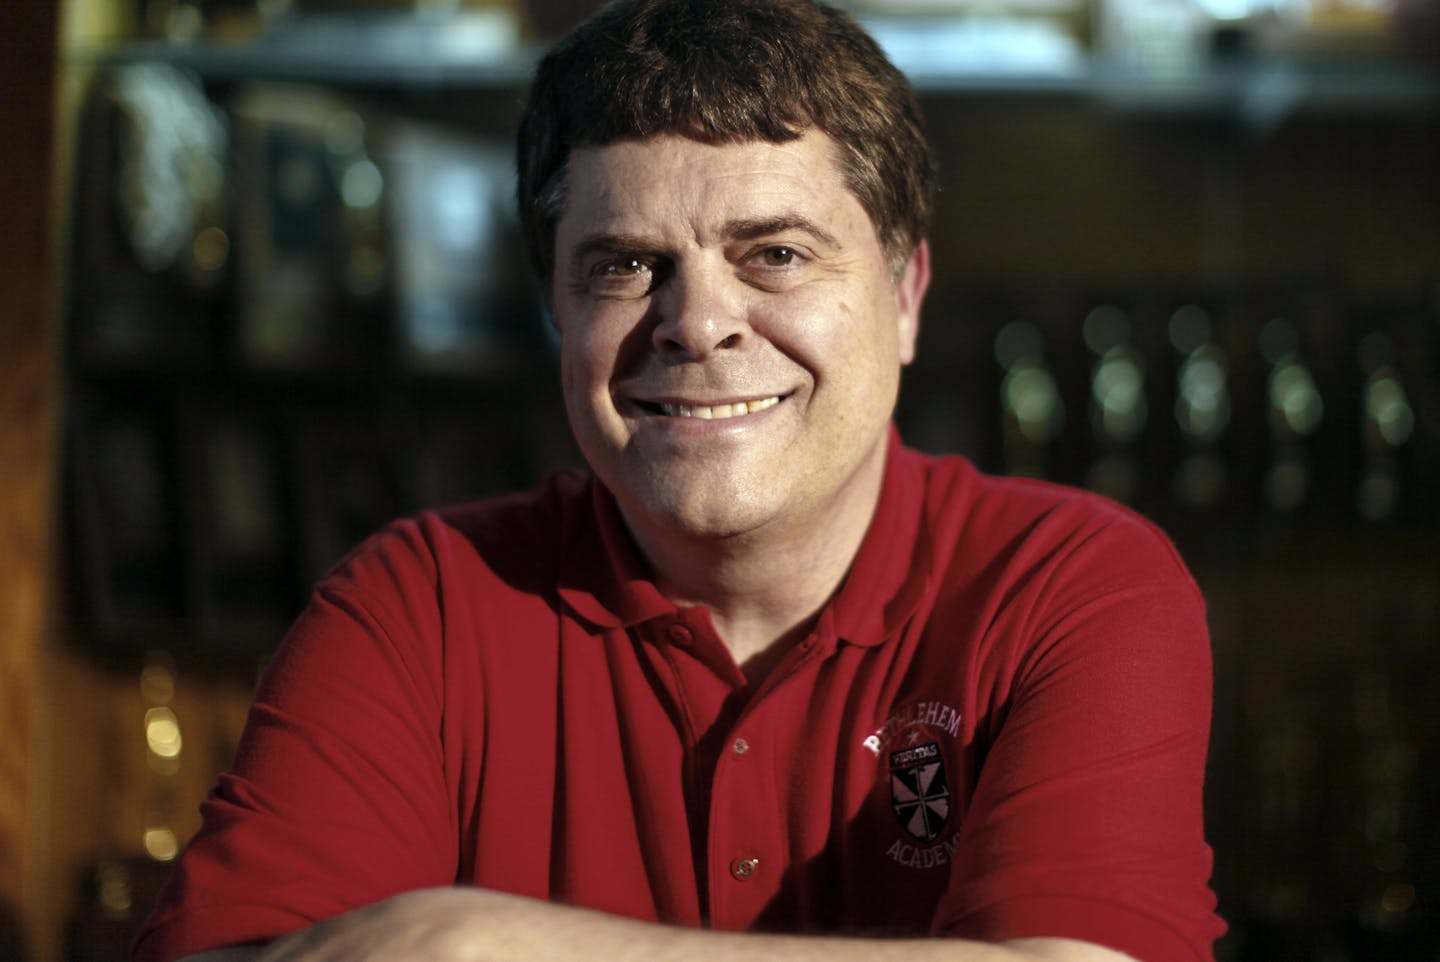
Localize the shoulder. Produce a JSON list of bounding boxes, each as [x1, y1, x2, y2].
[[320, 469, 593, 602], [905, 452, 1213, 741], [906, 448, 1199, 605], [258, 471, 594, 707]]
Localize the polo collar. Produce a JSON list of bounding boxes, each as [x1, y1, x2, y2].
[[555, 478, 677, 629], [825, 426, 932, 647], [555, 425, 933, 645]]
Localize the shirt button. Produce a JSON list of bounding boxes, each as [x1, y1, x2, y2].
[[729, 857, 759, 880], [667, 625, 692, 645], [732, 737, 749, 756]]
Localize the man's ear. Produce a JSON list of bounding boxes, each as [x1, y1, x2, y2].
[[895, 239, 930, 366]]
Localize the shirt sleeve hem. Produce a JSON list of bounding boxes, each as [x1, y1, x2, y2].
[[935, 893, 1219, 962]]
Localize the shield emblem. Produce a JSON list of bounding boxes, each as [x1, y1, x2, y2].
[[889, 741, 950, 843]]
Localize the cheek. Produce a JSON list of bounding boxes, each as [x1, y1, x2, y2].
[[558, 314, 638, 439], [558, 335, 608, 441], [558, 311, 611, 383], [557, 335, 584, 396], [789, 288, 898, 377], [560, 299, 648, 370]]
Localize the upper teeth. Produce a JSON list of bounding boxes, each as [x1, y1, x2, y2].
[[658, 396, 780, 420]]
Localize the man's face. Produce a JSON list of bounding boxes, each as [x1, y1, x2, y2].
[[552, 130, 927, 545]]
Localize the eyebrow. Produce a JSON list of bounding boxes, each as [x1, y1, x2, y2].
[[566, 213, 843, 269], [723, 214, 841, 250], [568, 231, 666, 265]]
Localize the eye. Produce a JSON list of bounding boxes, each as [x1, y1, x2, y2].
[[600, 255, 648, 277], [581, 253, 664, 299], [758, 247, 796, 268]]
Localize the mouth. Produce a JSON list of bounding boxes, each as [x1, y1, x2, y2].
[[636, 395, 784, 421]]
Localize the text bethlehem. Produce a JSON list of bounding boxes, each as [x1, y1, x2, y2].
[[862, 700, 962, 756]]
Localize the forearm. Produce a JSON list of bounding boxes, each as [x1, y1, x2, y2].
[[238, 888, 1132, 962]]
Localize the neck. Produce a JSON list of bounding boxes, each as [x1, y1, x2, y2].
[[619, 439, 890, 671]]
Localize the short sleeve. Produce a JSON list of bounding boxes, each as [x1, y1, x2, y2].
[[934, 510, 1225, 962], [132, 523, 458, 962]]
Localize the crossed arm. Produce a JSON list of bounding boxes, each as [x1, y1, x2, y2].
[[177, 887, 1134, 962], [151, 503, 1216, 962]]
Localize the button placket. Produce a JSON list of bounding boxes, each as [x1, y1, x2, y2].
[[703, 629, 839, 925], [710, 710, 783, 927]]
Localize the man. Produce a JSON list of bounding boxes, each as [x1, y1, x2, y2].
[[135, 1, 1224, 960]]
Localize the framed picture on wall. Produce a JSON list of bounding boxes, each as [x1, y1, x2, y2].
[[68, 62, 228, 371], [386, 120, 536, 375], [232, 85, 387, 373], [291, 412, 404, 588], [67, 397, 186, 648], [180, 409, 296, 653]]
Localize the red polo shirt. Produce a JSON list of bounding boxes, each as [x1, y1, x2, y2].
[[134, 433, 1224, 962]]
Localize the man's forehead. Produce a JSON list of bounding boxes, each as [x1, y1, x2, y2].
[[571, 129, 832, 160], [558, 131, 863, 238]]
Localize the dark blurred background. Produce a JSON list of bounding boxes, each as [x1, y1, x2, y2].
[[2, 0, 1438, 960]]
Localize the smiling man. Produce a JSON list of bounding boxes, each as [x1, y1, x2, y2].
[[555, 130, 925, 668], [134, 3, 1225, 962]]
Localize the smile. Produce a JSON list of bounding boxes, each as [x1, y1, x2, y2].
[[653, 396, 782, 420]]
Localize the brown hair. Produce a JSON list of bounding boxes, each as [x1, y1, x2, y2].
[[516, 0, 935, 280]]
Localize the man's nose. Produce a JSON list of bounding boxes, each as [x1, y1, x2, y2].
[[650, 265, 748, 360]]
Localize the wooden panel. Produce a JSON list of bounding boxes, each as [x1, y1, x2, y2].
[[37, 650, 256, 962], [0, 1, 60, 959], [920, 100, 1440, 293]]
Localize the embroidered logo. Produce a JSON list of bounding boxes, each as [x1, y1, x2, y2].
[[862, 700, 960, 756], [889, 742, 950, 843]]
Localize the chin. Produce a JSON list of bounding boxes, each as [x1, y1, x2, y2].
[[628, 472, 783, 542]]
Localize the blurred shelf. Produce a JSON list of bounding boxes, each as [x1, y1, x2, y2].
[[69, 10, 1440, 120], [1087, 57, 1440, 122], [74, 10, 540, 89]]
